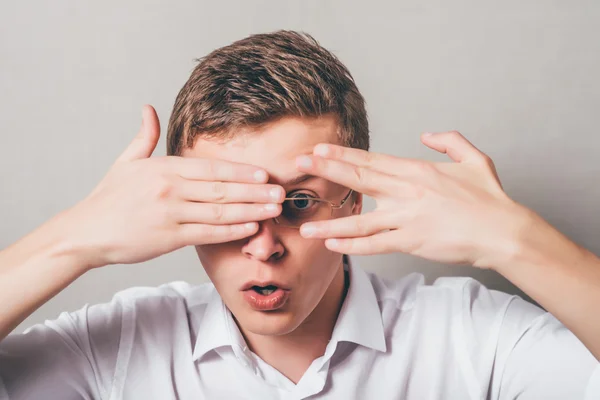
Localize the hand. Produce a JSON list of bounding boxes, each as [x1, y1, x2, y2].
[[60, 105, 284, 269], [296, 131, 532, 269]]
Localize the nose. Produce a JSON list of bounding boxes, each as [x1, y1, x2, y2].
[[241, 220, 285, 262]]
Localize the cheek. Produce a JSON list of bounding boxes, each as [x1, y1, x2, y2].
[[293, 239, 341, 288], [195, 243, 239, 284]]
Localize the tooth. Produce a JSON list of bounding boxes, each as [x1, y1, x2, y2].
[[260, 289, 275, 295]]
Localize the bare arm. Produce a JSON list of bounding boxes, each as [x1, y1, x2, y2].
[[0, 210, 91, 340], [492, 208, 600, 361], [0, 105, 284, 342], [295, 131, 600, 361]]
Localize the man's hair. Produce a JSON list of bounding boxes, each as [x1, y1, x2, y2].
[[166, 30, 369, 156]]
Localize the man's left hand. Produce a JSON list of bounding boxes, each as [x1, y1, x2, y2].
[[296, 131, 533, 270]]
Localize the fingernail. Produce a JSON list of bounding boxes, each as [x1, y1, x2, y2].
[[300, 224, 317, 237], [245, 222, 257, 230], [423, 132, 434, 136], [264, 203, 278, 212], [314, 144, 330, 157], [270, 187, 282, 201], [297, 156, 313, 168], [254, 170, 267, 182]]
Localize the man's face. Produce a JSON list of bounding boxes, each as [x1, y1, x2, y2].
[[182, 115, 362, 337]]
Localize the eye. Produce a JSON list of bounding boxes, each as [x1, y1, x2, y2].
[[285, 192, 317, 211]]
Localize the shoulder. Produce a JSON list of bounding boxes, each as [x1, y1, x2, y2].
[[367, 271, 425, 311], [109, 280, 216, 310], [80, 280, 217, 339], [368, 270, 546, 341], [370, 270, 542, 316], [16, 280, 217, 353], [0, 281, 216, 398]]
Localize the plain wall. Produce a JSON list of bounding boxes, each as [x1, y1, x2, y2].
[[1, 0, 599, 333]]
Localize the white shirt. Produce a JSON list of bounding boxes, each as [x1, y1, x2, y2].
[[1, 260, 599, 400]]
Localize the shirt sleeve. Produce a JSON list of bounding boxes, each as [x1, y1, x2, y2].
[[0, 298, 125, 400], [491, 297, 600, 400], [453, 277, 600, 400]]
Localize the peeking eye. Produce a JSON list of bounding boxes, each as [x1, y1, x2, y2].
[[285, 192, 317, 210], [280, 192, 324, 225]]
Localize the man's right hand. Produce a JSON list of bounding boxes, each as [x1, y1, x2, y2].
[[59, 105, 284, 269], [0, 105, 285, 340]]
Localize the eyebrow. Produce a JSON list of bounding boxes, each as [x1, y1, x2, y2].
[[279, 173, 316, 187]]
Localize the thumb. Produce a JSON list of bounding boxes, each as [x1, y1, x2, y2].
[[115, 105, 161, 163]]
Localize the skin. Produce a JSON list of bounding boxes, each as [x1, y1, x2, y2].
[[0, 106, 285, 340], [0, 105, 598, 389], [182, 115, 361, 382], [295, 132, 600, 362]]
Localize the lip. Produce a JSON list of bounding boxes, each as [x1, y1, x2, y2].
[[240, 280, 290, 291], [243, 287, 290, 311]]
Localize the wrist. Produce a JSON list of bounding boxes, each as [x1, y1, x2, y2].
[[478, 202, 587, 275], [473, 201, 540, 271], [35, 208, 107, 273]]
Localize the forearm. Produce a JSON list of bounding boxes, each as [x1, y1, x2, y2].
[[0, 210, 93, 341], [492, 208, 600, 361]]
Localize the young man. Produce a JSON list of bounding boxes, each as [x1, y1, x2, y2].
[[0, 30, 598, 399]]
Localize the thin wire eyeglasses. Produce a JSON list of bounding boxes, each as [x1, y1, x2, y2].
[[272, 189, 355, 229]]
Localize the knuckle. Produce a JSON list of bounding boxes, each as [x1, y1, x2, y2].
[[154, 177, 174, 200], [353, 218, 366, 235], [211, 203, 224, 222], [223, 224, 242, 238], [216, 224, 242, 240], [205, 160, 217, 178], [410, 184, 427, 200], [210, 181, 226, 202], [367, 236, 378, 251], [331, 146, 343, 158], [414, 160, 436, 175], [202, 223, 217, 237], [481, 153, 495, 168], [352, 166, 368, 185], [364, 151, 375, 167]]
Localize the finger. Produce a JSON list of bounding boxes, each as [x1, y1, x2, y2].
[[174, 202, 281, 225], [177, 222, 259, 245], [166, 157, 269, 184], [299, 212, 397, 239], [313, 144, 421, 177], [420, 131, 489, 165], [324, 230, 401, 255], [116, 105, 161, 163], [296, 155, 406, 196], [177, 180, 285, 204]]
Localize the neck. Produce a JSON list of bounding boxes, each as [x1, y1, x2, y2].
[[241, 260, 348, 384]]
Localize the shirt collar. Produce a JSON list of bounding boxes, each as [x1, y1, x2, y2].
[[191, 256, 387, 362], [192, 289, 246, 362], [328, 257, 387, 352]]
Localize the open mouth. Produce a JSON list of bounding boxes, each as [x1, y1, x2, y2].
[[252, 285, 278, 296], [242, 284, 290, 311]]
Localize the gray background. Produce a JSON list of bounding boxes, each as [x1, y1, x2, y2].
[[1, 1, 598, 333]]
